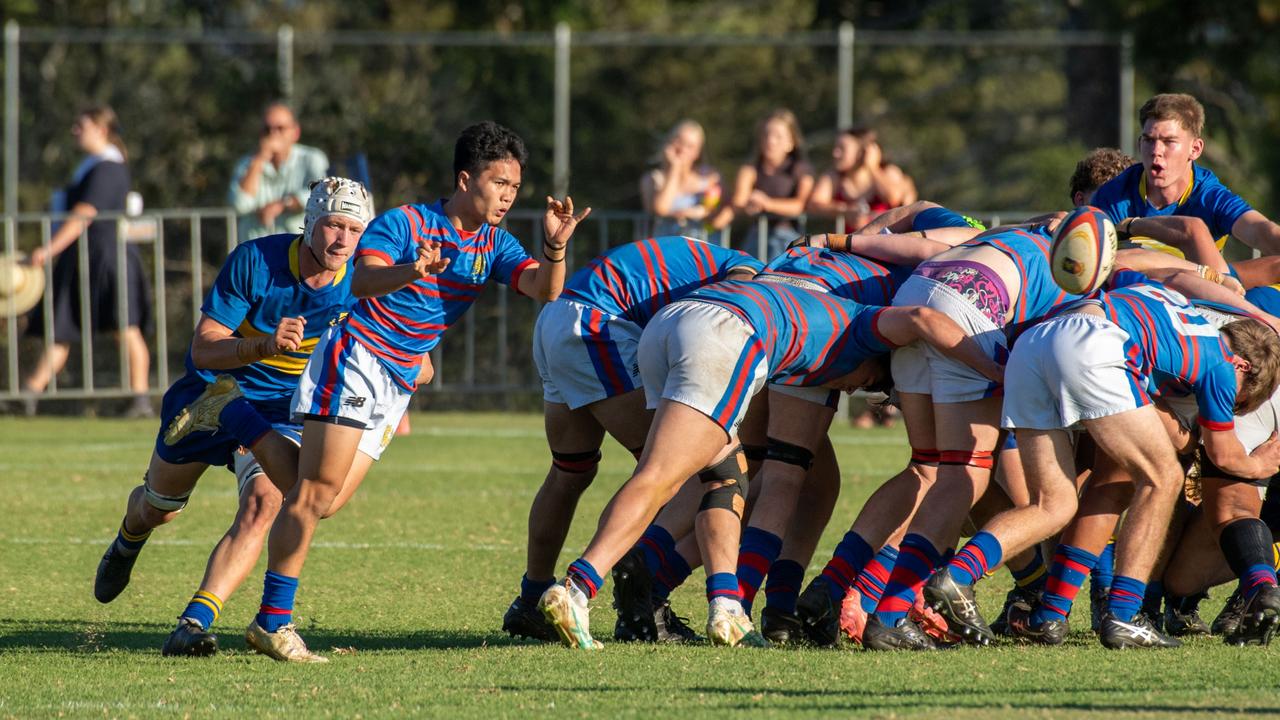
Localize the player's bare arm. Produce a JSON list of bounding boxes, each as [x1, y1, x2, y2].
[[876, 305, 1005, 384], [517, 196, 591, 302], [1121, 215, 1229, 272], [1202, 428, 1280, 480], [350, 241, 451, 299], [189, 314, 306, 369], [805, 232, 950, 265], [1231, 210, 1280, 256]]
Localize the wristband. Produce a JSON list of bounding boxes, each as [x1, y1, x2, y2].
[[1198, 264, 1224, 285], [827, 234, 852, 252], [1117, 217, 1135, 240], [541, 253, 565, 264]]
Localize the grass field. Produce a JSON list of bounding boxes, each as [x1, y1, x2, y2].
[[3, 411, 1280, 719]]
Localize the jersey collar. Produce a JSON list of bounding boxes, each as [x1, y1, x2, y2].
[[1139, 165, 1196, 210], [289, 236, 348, 287]]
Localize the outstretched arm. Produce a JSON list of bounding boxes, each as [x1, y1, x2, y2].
[[516, 196, 591, 302], [351, 242, 451, 298], [875, 306, 1004, 384]]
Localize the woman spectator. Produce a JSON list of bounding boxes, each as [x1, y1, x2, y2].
[[640, 120, 722, 242], [711, 108, 814, 259], [25, 106, 152, 416], [808, 126, 917, 232]]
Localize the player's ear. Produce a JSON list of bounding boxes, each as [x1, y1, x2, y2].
[[456, 170, 471, 193], [1232, 354, 1252, 373], [1189, 137, 1204, 162]]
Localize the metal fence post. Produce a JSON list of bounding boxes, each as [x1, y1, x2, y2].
[[1119, 31, 1134, 157], [278, 24, 294, 102], [4, 20, 18, 216], [553, 22, 571, 198], [837, 22, 854, 130]]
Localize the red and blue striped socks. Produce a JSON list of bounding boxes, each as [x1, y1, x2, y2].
[[1106, 575, 1146, 623], [736, 528, 782, 615], [566, 558, 603, 600], [1031, 544, 1098, 626], [853, 545, 898, 612], [819, 531, 874, 603], [639, 525, 693, 602], [763, 559, 805, 614], [874, 533, 941, 626], [706, 572, 743, 604], [946, 531, 1003, 586]]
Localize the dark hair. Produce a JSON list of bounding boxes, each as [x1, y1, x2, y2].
[[80, 105, 127, 161], [453, 121, 528, 183], [1068, 148, 1135, 201]]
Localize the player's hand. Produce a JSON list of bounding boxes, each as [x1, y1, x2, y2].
[[544, 196, 591, 250], [1250, 431, 1280, 472], [414, 239, 451, 277], [28, 247, 49, 267], [271, 316, 306, 354], [1221, 275, 1246, 296]]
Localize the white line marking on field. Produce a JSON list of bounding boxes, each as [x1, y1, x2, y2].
[[3, 537, 516, 552]]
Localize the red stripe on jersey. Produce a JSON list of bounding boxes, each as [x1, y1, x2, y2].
[[509, 257, 537, 296], [1198, 417, 1235, 431], [356, 248, 395, 265]]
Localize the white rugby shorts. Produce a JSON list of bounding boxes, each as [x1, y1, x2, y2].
[[890, 274, 1005, 403], [533, 298, 643, 409]]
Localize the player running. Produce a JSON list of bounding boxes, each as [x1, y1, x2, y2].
[[503, 235, 763, 641], [91, 178, 378, 657], [539, 274, 1004, 649], [244, 121, 589, 662]]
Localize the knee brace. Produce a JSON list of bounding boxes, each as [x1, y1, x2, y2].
[[910, 447, 941, 466], [143, 471, 191, 513], [552, 449, 602, 476], [742, 444, 767, 463], [939, 450, 995, 469], [698, 449, 749, 517], [764, 437, 814, 470]]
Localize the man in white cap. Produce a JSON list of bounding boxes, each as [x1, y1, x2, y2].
[[91, 177, 409, 660]]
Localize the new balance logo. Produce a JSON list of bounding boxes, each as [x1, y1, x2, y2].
[[342, 396, 367, 408]]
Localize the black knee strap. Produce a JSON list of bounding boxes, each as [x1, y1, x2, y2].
[[1220, 517, 1273, 579], [764, 436, 814, 470], [698, 450, 749, 516], [742, 444, 767, 463], [552, 449, 601, 475]]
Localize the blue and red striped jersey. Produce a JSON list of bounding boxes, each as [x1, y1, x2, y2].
[[960, 226, 1082, 336], [1102, 273, 1238, 430], [560, 236, 762, 325], [761, 247, 910, 306], [684, 280, 893, 388], [347, 200, 537, 389]]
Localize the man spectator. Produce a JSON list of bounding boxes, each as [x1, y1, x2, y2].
[[229, 102, 329, 243]]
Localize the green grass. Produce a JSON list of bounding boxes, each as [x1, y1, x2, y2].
[[2, 411, 1279, 718]]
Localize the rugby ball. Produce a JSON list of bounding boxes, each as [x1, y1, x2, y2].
[[1050, 205, 1117, 295]]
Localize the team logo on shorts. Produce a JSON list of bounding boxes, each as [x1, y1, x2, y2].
[[342, 396, 367, 408]]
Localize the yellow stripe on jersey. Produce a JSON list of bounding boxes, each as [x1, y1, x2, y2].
[[1127, 233, 1229, 259], [288, 237, 348, 286], [236, 320, 323, 375]]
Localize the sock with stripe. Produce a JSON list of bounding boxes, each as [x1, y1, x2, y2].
[[113, 518, 152, 557], [736, 528, 782, 615], [566, 558, 604, 600], [1219, 518, 1279, 601], [819, 530, 875, 603], [854, 545, 898, 612], [1091, 539, 1115, 592], [706, 572, 743, 604], [763, 559, 805, 614], [220, 397, 273, 448], [1009, 544, 1047, 593], [1031, 544, 1098, 625], [651, 547, 694, 603], [256, 571, 299, 632], [1107, 575, 1146, 623], [638, 525, 678, 579], [520, 574, 555, 605], [947, 531, 1003, 586], [874, 533, 941, 627], [181, 590, 223, 630]]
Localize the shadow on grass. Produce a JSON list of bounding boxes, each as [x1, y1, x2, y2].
[[0, 619, 515, 653]]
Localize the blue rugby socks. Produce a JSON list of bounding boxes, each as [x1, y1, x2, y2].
[[520, 574, 555, 605], [736, 528, 782, 615], [256, 571, 299, 632], [819, 531, 875, 603], [181, 590, 223, 630], [853, 545, 898, 612], [1032, 544, 1098, 626], [763, 559, 805, 614], [566, 558, 604, 599], [875, 533, 941, 627], [1107, 575, 1146, 623], [947, 531, 1004, 586]]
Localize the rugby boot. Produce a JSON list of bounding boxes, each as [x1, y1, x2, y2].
[[653, 599, 703, 643], [162, 618, 218, 657], [1089, 584, 1109, 634], [795, 577, 841, 647], [1164, 594, 1210, 637], [93, 542, 140, 604], [761, 605, 805, 645], [1224, 585, 1280, 647], [923, 569, 994, 646], [706, 599, 770, 648], [502, 596, 557, 642], [164, 374, 243, 445], [990, 586, 1040, 638], [912, 591, 959, 645], [1098, 612, 1182, 650], [838, 587, 868, 644], [861, 614, 937, 651], [539, 579, 602, 650], [1212, 588, 1246, 637], [245, 621, 328, 663], [611, 548, 656, 642], [1007, 602, 1069, 646]]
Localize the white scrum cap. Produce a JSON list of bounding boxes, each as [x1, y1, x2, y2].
[[303, 176, 375, 243]]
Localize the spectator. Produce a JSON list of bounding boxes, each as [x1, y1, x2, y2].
[[228, 101, 329, 243], [25, 106, 152, 417], [711, 108, 814, 259], [808, 127, 916, 232], [640, 119, 722, 241]]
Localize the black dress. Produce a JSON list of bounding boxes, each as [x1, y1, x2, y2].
[[28, 160, 153, 343]]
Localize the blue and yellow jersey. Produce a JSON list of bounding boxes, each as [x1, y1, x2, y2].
[[187, 233, 354, 421], [761, 247, 910, 306], [957, 225, 1082, 336], [1103, 271, 1238, 430], [685, 280, 894, 388], [560, 236, 762, 326], [1246, 284, 1280, 317], [1091, 163, 1252, 257], [347, 200, 537, 390]]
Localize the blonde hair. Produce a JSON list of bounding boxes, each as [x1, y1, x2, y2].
[[664, 119, 706, 165], [1139, 93, 1205, 139], [80, 105, 127, 161], [1220, 319, 1280, 414], [754, 108, 805, 168]]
